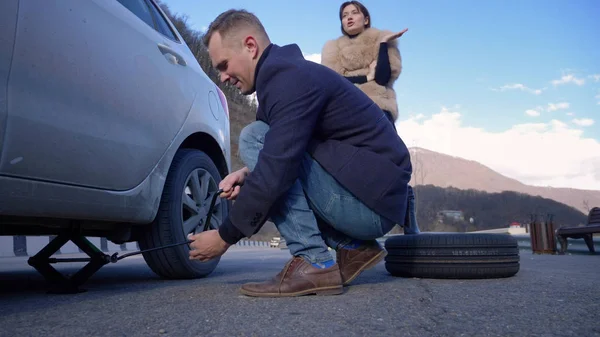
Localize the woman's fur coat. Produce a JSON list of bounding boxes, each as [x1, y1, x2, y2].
[[321, 27, 402, 120]]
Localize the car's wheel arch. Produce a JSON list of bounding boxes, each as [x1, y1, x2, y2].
[[143, 130, 230, 220], [178, 131, 230, 180], [131, 130, 230, 239]]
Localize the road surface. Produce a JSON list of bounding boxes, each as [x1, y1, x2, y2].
[[1, 247, 599, 336]]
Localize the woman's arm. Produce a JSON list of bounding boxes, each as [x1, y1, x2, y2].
[[322, 33, 400, 86], [374, 42, 391, 86], [380, 30, 404, 83], [344, 42, 394, 86], [345, 75, 368, 84]]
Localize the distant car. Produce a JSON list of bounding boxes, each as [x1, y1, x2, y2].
[[269, 237, 281, 248], [0, 0, 231, 282], [269, 237, 287, 249]]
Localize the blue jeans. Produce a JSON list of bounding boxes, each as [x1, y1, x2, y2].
[[238, 121, 398, 263]]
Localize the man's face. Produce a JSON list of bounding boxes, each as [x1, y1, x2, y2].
[[208, 32, 257, 95]]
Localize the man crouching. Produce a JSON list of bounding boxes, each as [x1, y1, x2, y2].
[[187, 9, 414, 297]]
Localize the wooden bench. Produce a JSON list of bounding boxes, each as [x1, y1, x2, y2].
[[555, 207, 600, 254]]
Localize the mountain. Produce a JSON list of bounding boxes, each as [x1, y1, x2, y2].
[[408, 147, 599, 214]]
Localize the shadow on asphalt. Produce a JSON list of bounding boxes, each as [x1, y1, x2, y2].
[[0, 265, 165, 295], [0, 249, 398, 303], [219, 273, 398, 287], [0, 256, 230, 298], [0, 261, 236, 318]]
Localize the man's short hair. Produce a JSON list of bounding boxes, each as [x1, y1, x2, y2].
[[202, 9, 270, 48]]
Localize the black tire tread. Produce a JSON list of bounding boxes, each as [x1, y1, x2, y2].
[[385, 255, 520, 264], [385, 233, 518, 249], [385, 262, 519, 279], [386, 246, 519, 257], [139, 149, 225, 279], [384, 233, 520, 279]]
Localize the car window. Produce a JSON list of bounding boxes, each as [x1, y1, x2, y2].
[[145, 0, 179, 42], [116, 0, 155, 29]]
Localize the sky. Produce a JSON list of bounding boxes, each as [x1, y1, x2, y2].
[[161, 0, 600, 191]]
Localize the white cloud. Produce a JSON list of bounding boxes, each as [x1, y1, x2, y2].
[[566, 112, 574, 116], [525, 109, 540, 117], [547, 102, 569, 111], [201, 26, 208, 33], [397, 107, 600, 190], [589, 74, 600, 82], [596, 93, 600, 105], [493, 83, 543, 95], [572, 118, 595, 127], [303, 53, 321, 64], [551, 74, 585, 86]]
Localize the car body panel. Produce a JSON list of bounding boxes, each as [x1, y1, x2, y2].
[[1, 0, 198, 190], [0, 102, 229, 224], [0, 0, 19, 164], [0, 0, 231, 227]]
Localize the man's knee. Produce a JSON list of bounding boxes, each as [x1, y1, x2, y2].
[[239, 121, 268, 148], [239, 121, 269, 170]]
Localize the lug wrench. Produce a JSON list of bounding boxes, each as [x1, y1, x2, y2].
[[103, 186, 230, 263]]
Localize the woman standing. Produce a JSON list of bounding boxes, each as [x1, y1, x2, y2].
[[321, 0, 407, 127], [321, 1, 420, 235]]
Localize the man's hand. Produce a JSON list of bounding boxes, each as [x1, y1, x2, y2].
[[188, 230, 231, 262], [381, 28, 408, 43], [219, 167, 249, 200]]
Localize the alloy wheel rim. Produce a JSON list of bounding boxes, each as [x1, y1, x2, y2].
[[181, 168, 223, 236]]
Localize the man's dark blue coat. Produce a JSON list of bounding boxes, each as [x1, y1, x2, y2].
[[218, 43, 413, 244]]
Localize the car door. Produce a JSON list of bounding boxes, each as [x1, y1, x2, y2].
[[1, 0, 196, 190], [0, 0, 19, 163]]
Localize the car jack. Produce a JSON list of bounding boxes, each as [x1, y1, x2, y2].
[[27, 231, 193, 294], [28, 188, 225, 294]]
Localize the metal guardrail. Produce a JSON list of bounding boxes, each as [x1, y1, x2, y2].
[[4, 232, 597, 258], [0, 236, 277, 257], [511, 234, 599, 253]]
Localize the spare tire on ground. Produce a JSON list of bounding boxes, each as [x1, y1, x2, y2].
[[384, 233, 520, 279]]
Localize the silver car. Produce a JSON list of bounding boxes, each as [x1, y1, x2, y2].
[[0, 0, 231, 289]]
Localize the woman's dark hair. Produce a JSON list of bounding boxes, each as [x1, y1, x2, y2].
[[338, 1, 371, 36]]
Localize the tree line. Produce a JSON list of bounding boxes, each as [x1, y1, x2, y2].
[[157, 1, 258, 111], [412, 185, 588, 232]]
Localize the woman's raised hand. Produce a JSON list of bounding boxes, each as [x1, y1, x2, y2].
[[381, 28, 408, 43]]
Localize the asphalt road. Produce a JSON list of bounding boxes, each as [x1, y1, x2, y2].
[[1, 247, 599, 337]]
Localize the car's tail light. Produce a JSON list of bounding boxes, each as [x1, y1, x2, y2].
[[216, 85, 229, 119]]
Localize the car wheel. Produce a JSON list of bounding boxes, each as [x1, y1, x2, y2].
[[384, 233, 520, 279], [139, 148, 229, 279]]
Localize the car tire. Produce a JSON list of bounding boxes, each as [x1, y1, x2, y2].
[[384, 233, 520, 279], [139, 148, 229, 279]]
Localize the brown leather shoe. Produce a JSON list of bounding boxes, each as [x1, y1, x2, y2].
[[337, 240, 387, 286], [240, 256, 343, 297]]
